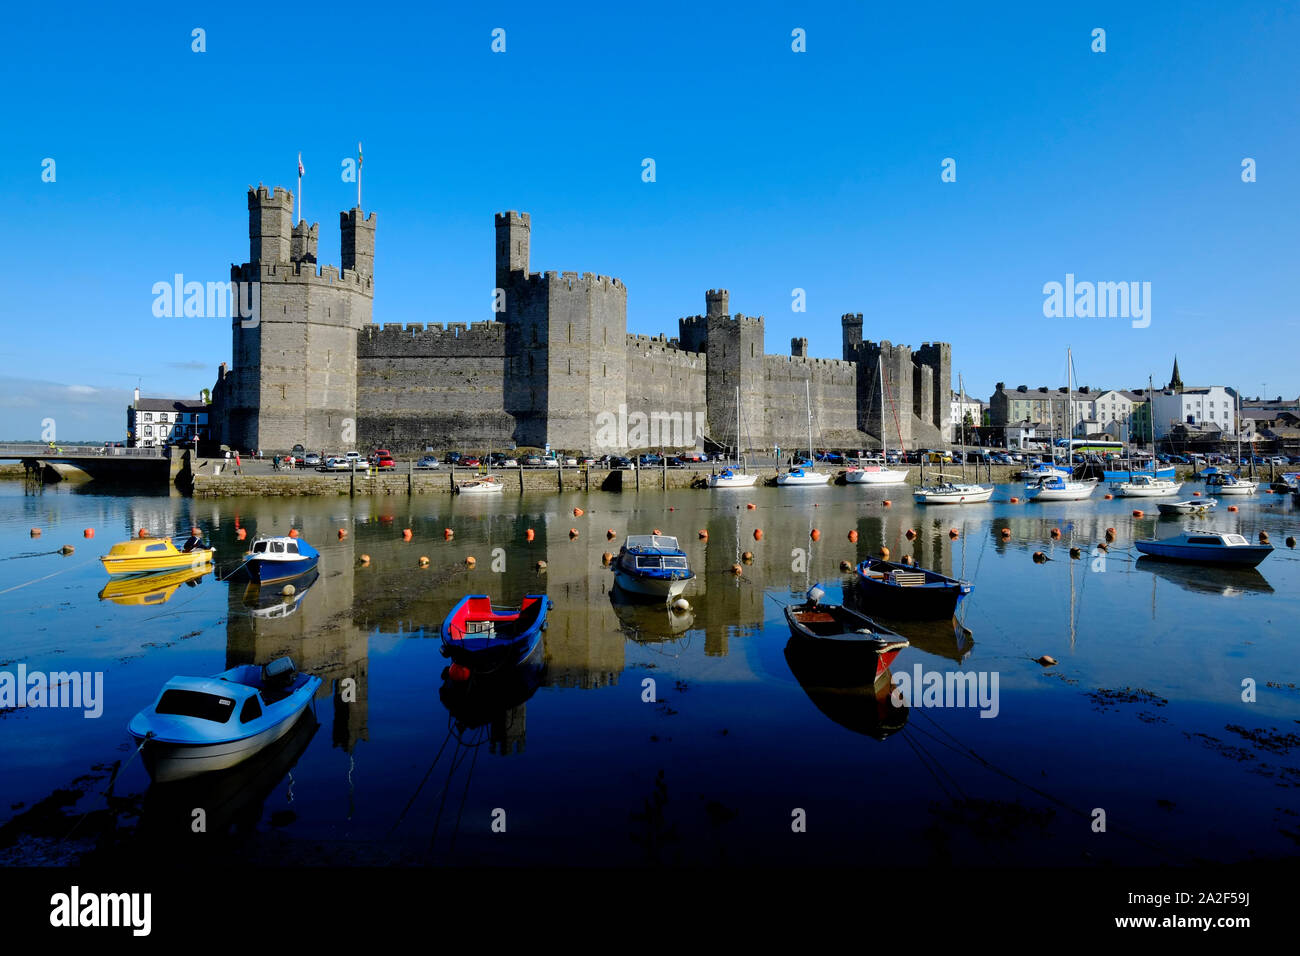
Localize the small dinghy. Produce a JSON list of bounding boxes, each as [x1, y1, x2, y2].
[[1134, 530, 1273, 567], [1157, 497, 1218, 516], [854, 556, 973, 618], [128, 657, 321, 783], [441, 594, 551, 676], [245, 534, 319, 584], [613, 534, 695, 601], [783, 585, 909, 683]]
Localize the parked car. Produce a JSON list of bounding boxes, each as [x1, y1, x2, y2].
[[304, 453, 321, 466], [415, 456, 441, 469], [523, 455, 542, 467], [610, 456, 633, 469], [500, 458, 519, 468], [374, 453, 396, 470], [542, 456, 559, 468]]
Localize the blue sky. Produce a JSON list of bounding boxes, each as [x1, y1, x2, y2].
[[2, 1, 1297, 439]]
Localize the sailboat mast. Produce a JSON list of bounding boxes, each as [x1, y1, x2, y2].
[[1067, 346, 1073, 469], [806, 378, 812, 465], [879, 355, 887, 460]]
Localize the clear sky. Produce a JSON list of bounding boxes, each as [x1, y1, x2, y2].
[[2, 0, 1297, 440]]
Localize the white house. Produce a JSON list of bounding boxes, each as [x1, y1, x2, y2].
[[128, 388, 211, 448], [949, 391, 984, 442], [1151, 386, 1238, 439]]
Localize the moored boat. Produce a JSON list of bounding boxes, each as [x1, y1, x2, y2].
[[1111, 473, 1182, 497], [440, 593, 551, 675], [1156, 497, 1218, 516], [854, 556, 973, 618], [100, 536, 214, 577], [1211, 473, 1257, 496], [777, 465, 831, 486], [245, 534, 319, 584], [1134, 530, 1273, 567], [456, 474, 505, 495], [783, 586, 909, 684], [913, 473, 993, 504], [1024, 474, 1096, 501], [613, 534, 695, 600], [709, 467, 759, 488], [845, 458, 909, 484], [128, 657, 321, 783]]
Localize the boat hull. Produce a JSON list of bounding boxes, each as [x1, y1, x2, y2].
[[777, 472, 831, 486], [247, 554, 318, 584], [440, 595, 551, 675], [846, 468, 909, 484], [913, 485, 993, 504], [1211, 484, 1256, 496], [1025, 482, 1096, 501], [1134, 540, 1272, 567], [709, 473, 759, 488], [1112, 482, 1182, 497], [855, 560, 972, 618], [613, 569, 690, 600], [101, 548, 213, 577]]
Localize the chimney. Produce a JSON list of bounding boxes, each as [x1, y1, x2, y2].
[[133, 386, 140, 408]]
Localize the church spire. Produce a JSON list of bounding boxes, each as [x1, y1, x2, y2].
[[1168, 356, 1183, 392]]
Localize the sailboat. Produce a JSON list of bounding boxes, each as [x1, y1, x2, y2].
[[778, 380, 832, 486], [914, 373, 992, 504], [710, 385, 759, 488], [1212, 389, 1257, 495], [1026, 348, 1096, 501], [1112, 374, 1182, 497], [847, 355, 909, 485]]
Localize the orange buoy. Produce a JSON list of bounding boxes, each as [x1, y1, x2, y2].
[[1286, 536, 1296, 548], [444, 529, 454, 540], [1192, 491, 1201, 497], [379, 514, 393, 523], [847, 529, 858, 543], [1097, 541, 1109, 552], [753, 528, 763, 541], [360, 554, 370, 565], [138, 528, 149, 538], [1105, 528, 1116, 541], [30, 528, 41, 537], [607, 529, 617, 540], [741, 550, 754, 563], [1049, 528, 1061, 539], [338, 529, 347, 539], [1009, 497, 1019, 504], [289, 528, 299, 538], [746, 503, 756, 510], [465, 556, 477, 568], [573, 507, 584, 517], [699, 530, 708, 539], [60, 545, 75, 555], [1259, 531, 1270, 544], [880, 546, 891, 560], [602, 551, 613, 566], [668, 506, 675, 511], [652, 528, 662, 536], [730, 563, 743, 576], [949, 529, 960, 539], [1104, 493, 1113, 500], [810, 529, 821, 542], [882, 500, 891, 507], [525, 528, 535, 542], [418, 556, 430, 567], [1000, 527, 1011, 537], [402, 529, 413, 541], [1033, 551, 1048, 563], [839, 560, 852, 571], [448, 663, 471, 682], [83, 528, 94, 538], [905, 529, 916, 540], [1132, 510, 1144, 517], [1069, 547, 1082, 559], [236, 528, 247, 540], [901, 554, 914, 566], [569, 528, 579, 539], [1227, 505, 1238, 512]]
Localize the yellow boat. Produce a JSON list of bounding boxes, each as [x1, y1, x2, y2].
[[98, 566, 212, 606], [99, 537, 215, 576]]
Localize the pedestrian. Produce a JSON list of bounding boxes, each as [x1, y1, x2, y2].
[[234, 451, 241, 475], [273, 455, 280, 471]]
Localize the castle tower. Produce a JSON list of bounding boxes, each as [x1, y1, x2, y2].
[[291, 220, 318, 264], [791, 337, 808, 358], [705, 289, 729, 319], [217, 185, 376, 453], [841, 313, 864, 361], [495, 211, 531, 293], [915, 342, 952, 438]]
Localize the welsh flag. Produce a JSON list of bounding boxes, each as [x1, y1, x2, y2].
[[298, 153, 304, 177]]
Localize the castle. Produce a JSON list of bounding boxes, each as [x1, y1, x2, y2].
[[212, 186, 952, 453]]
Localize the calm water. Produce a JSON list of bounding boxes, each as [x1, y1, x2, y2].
[[1, 478, 1297, 866]]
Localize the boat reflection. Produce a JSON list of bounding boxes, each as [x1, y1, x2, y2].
[[439, 638, 546, 756], [784, 636, 908, 740], [241, 567, 321, 619], [609, 583, 696, 642], [1136, 556, 1274, 596], [842, 585, 974, 662], [135, 710, 318, 849], [97, 566, 211, 606]]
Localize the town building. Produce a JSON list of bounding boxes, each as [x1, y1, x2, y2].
[[127, 388, 210, 448]]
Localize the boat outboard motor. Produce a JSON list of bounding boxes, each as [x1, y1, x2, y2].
[[806, 584, 825, 607], [262, 656, 297, 689]]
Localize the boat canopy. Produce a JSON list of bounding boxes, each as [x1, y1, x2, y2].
[[624, 534, 683, 553]]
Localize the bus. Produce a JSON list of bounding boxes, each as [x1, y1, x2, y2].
[[1055, 438, 1125, 459]]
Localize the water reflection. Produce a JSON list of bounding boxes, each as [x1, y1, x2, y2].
[[1136, 557, 1275, 596], [97, 566, 210, 606], [609, 583, 696, 642], [439, 638, 546, 757], [241, 567, 321, 618], [784, 638, 908, 740]]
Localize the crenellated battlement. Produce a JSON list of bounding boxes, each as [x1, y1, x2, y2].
[[230, 259, 374, 293], [522, 270, 626, 291], [359, 319, 506, 357]]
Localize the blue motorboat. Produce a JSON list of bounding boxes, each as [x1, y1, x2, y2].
[[612, 534, 696, 600], [854, 556, 973, 619], [1134, 530, 1273, 567], [441, 594, 551, 675], [245, 534, 319, 584], [128, 657, 321, 783]]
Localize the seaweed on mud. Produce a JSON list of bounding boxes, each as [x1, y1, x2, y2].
[[1085, 687, 1169, 711], [928, 797, 1056, 844]]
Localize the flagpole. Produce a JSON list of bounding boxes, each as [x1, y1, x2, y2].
[[357, 142, 363, 209], [297, 152, 303, 225]]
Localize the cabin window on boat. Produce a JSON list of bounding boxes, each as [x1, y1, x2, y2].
[[662, 556, 688, 569], [240, 696, 262, 723], [1188, 537, 1223, 545], [286, 541, 299, 554], [636, 556, 663, 569], [252, 541, 268, 553], [271, 541, 285, 553], [145, 543, 168, 552], [155, 689, 235, 723]]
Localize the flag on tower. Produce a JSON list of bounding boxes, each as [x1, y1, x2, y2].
[[298, 152, 304, 178], [358, 142, 363, 169]]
